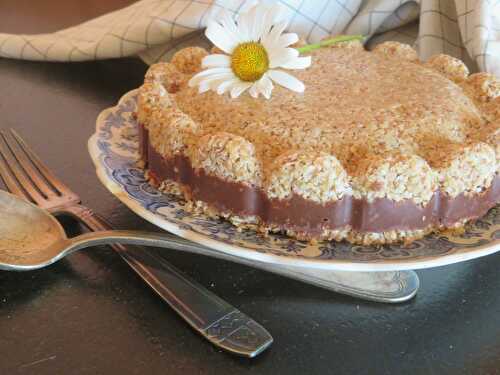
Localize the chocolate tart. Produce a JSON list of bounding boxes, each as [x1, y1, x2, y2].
[[135, 41, 500, 245]]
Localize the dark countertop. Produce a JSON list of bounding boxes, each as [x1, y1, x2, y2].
[[1, 3, 500, 374]]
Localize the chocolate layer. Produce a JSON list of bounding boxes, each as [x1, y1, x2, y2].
[[141, 126, 500, 235], [138, 124, 148, 162]]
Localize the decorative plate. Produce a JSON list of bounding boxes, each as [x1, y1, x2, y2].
[[88, 90, 500, 271]]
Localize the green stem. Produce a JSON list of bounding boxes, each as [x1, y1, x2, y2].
[[297, 34, 364, 54]]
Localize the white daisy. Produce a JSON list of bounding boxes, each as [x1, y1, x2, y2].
[[188, 2, 311, 99]]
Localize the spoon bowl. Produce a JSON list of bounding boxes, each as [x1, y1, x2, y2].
[[0, 191, 69, 268], [0, 190, 214, 270]]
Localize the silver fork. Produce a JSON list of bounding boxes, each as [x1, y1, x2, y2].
[[0, 129, 273, 358], [0, 129, 420, 304]]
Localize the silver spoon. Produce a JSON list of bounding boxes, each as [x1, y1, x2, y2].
[[0, 191, 418, 302]]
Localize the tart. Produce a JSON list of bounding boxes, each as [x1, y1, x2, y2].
[[135, 41, 500, 245]]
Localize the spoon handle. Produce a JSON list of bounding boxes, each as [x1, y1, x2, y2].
[[68, 230, 223, 256], [67, 230, 419, 303]]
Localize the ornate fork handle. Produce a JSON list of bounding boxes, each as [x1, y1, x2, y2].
[[59, 204, 273, 358]]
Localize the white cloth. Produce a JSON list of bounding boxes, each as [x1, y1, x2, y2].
[[0, 0, 499, 76]]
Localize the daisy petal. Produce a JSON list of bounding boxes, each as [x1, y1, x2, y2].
[[188, 67, 233, 87], [255, 5, 275, 40], [202, 54, 231, 68], [260, 9, 275, 37], [199, 75, 235, 94], [278, 33, 299, 48], [262, 20, 288, 48], [205, 20, 238, 54], [216, 78, 239, 95], [230, 82, 252, 98], [236, 11, 251, 40], [198, 77, 234, 94], [280, 56, 312, 69], [218, 9, 238, 33], [189, 67, 232, 78], [238, 0, 259, 14], [249, 83, 260, 98], [218, 9, 242, 43], [270, 20, 288, 40], [249, 5, 266, 40], [238, 7, 257, 41], [271, 3, 289, 24], [268, 70, 305, 93], [198, 81, 212, 93], [249, 6, 265, 41], [268, 48, 300, 68], [258, 2, 288, 24], [207, 77, 229, 91], [259, 74, 274, 99], [205, 73, 235, 84]]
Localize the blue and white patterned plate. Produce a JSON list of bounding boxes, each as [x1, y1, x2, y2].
[[88, 90, 500, 271]]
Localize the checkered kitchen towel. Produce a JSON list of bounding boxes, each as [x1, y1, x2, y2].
[[0, 0, 499, 76]]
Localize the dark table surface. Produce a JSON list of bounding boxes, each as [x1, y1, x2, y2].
[[1, 2, 500, 375]]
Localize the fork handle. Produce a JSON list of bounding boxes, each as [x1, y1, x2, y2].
[[59, 204, 273, 358]]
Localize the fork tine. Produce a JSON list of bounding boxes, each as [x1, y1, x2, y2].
[[0, 132, 46, 204], [0, 148, 31, 201], [9, 129, 74, 196], [2, 131, 59, 199]]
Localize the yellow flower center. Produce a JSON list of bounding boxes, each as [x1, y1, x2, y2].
[[231, 42, 269, 82]]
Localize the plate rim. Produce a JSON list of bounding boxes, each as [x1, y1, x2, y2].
[[87, 89, 500, 271]]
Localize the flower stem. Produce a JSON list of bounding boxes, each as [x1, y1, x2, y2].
[[297, 35, 364, 54]]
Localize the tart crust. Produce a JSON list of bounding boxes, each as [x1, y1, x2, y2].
[[136, 41, 500, 244]]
